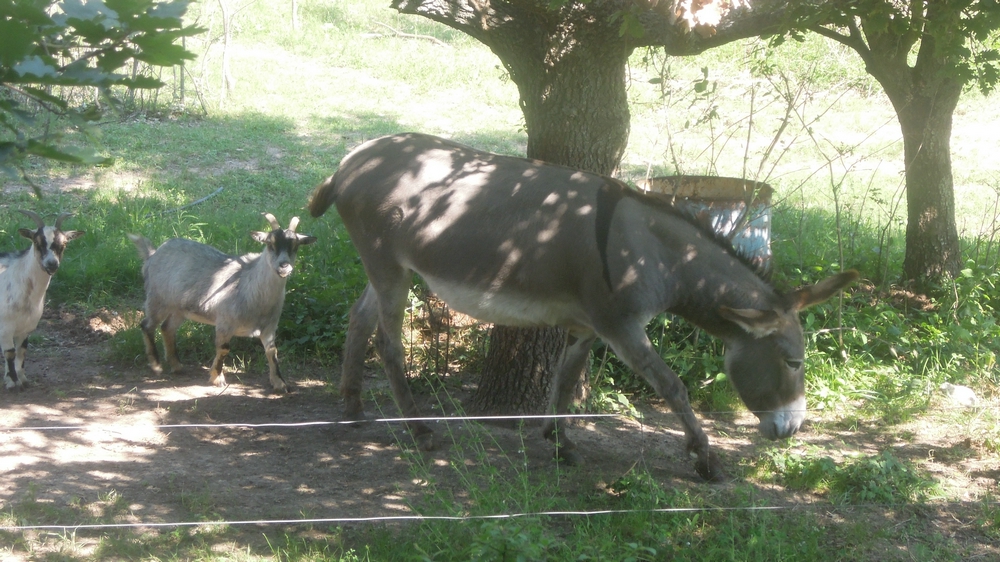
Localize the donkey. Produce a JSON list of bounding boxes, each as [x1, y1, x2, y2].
[[308, 132, 857, 481]]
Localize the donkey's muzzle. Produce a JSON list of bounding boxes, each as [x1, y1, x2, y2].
[[757, 395, 806, 440]]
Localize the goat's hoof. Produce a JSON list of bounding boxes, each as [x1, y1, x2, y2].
[[210, 375, 227, 387], [272, 381, 294, 394], [554, 447, 583, 466]]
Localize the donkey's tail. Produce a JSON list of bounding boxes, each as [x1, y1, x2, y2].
[[127, 234, 155, 262], [307, 174, 338, 218]]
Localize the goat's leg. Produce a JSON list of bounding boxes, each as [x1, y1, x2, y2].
[[160, 314, 185, 373], [260, 331, 291, 393], [209, 330, 232, 387], [13, 336, 28, 387], [340, 283, 380, 421], [542, 331, 596, 466], [139, 315, 164, 375], [3, 347, 16, 390], [604, 326, 725, 482], [2, 328, 20, 389], [373, 277, 434, 450]]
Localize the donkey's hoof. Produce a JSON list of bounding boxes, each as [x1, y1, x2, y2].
[[554, 447, 584, 466], [342, 411, 370, 429], [414, 432, 436, 452], [695, 453, 727, 483]]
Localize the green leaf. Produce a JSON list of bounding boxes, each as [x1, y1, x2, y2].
[[132, 32, 195, 65], [22, 87, 70, 110], [96, 47, 136, 71], [13, 56, 59, 78], [0, 19, 37, 67], [105, 0, 155, 18], [61, 0, 120, 25], [25, 140, 112, 165]]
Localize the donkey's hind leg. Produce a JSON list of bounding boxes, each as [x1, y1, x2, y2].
[[372, 274, 434, 450], [542, 330, 597, 466], [341, 283, 380, 421]]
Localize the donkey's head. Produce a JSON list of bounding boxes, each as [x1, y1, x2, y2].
[[18, 211, 85, 276], [719, 270, 859, 440], [252, 213, 317, 278]]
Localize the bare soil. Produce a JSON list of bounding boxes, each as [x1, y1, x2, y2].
[[2, 308, 999, 559]]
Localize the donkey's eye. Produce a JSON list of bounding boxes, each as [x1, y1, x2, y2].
[[785, 359, 804, 370]]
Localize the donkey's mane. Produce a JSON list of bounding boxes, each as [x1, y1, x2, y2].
[[595, 178, 771, 290]]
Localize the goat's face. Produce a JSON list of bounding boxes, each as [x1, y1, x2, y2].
[[19, 225, 86, 276], [252, 226, 317, 278]]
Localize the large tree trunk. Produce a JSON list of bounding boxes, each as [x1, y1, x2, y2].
[[471, 7, 631, 415], [851, 17, 964, 285], [894, 86, 963, 283]]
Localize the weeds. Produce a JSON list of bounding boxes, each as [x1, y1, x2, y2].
[[763, 449, 940, 504]]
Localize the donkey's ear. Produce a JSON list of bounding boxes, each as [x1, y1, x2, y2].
[[786, 270, 859, 311], [719, 307, 783, 338]]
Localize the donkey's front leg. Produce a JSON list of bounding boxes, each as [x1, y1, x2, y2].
[[542, 331, 596, 466], [607, 327, 725, 482]]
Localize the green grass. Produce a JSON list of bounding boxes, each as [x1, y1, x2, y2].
[[2, 0, 1000, 559]]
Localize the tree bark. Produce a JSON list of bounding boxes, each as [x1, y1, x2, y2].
[[894, 84, 963, 283], [814, 12, 964, 285], [471, 5, 630, 414]]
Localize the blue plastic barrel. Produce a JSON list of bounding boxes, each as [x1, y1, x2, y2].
[[638, 176, 773, 274]]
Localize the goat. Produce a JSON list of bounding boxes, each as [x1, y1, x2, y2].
[[128, 213, 316, 392], [1, 211, 85, 390], [308, 132, 857, 481]]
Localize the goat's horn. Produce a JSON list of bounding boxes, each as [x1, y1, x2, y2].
[[54, 212, 74, 230], [287, 216, 300, 233], [262, 212, 281, 231], [18, 210, 45, 229]]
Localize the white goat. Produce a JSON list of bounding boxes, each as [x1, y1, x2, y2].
[[1, 211, 85, 390], [128, 213, 316, 392]]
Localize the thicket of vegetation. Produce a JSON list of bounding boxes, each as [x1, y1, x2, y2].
[[2, 0, 998, 559]]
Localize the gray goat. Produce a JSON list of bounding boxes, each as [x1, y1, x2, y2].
[[128, 213, 316, 392], [1, 211, 85, 390]]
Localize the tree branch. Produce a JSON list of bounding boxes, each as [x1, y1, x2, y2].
[[369, 21, 453, 47], [808, 19, 875, 71]]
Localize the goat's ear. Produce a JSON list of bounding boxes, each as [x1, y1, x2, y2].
[[251, 231, 268, 244], [18, 228, 34, 240], [719, 307, 783, 338], [786, 270, 859, 311], [64, 230, 85, 241], [298, 234, 317, 245]]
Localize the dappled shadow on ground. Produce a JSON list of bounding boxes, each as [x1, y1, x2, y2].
[[1, 311, 998, 559]]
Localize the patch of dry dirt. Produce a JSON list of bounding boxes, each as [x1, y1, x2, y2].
[[2, 309, 998, 559]]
